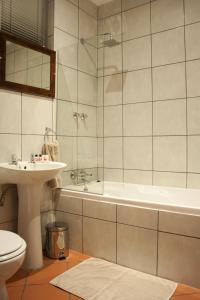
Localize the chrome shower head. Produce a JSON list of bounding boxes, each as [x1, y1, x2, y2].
[[101, 33, 120, 47]]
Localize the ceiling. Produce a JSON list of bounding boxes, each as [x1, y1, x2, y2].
[[90, 0, 112, 6]]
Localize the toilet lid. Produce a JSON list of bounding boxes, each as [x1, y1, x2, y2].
[[0, 230, 23, 256]]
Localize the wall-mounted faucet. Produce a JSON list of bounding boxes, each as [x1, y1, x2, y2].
[[73, 112, 88, 120], [73, 112, 80, 120], [80, 113, 88, 120]]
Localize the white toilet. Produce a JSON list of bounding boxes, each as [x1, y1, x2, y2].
[[0, 230, 26, 300]]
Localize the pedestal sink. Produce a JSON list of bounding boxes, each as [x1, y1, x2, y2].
[[0, 161, 66, 270]]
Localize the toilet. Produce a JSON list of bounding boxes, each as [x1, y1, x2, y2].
[[0, 230, 26, 300]]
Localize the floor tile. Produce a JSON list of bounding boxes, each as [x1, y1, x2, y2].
[[7, 286, 24, 300], [27, 261, 67, 285], [22, 284, 69, 300], [7, 269, 28, 287], [173, 284, 200, 296], [171, 294, 200, 300]]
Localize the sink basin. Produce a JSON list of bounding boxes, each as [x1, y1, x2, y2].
[[0, 161, 66, 184], [0, 161, 66, 270]]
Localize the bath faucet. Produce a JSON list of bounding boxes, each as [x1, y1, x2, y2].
[[70, 170, 92, 188]]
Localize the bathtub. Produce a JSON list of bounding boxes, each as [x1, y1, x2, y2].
[[63, 181, 200, 215]]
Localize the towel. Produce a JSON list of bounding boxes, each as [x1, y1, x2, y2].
[[42, 140, 63, 189]]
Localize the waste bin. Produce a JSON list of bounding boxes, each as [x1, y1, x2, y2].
[[45, 222, 69, 259]]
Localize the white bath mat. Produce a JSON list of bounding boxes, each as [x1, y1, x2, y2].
[[50, 257, 177, 300]]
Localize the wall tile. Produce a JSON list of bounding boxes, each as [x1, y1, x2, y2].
[[78, 43, 97, 76], [159, 211, 200, 238], [97, 77, 104, 107], [54, 0, 78, 37], [123, 36, 151, 71], [83, 199, 116, 222], [79, 0, 97, 18], [122, 4, 150, 41], [22, 135, 44, 161], [78, 72, 97, 106], [104, 74, 122, 106], [56, 211, 82, 252], [122, 0, 150, 11], [187, 97, 200, 135], [22, 95, 52, 134], [78, 137, 97, 169], [185, 0, 200, 24], [153, 171, 186, 188], [57, 100, 77, 136], [187, 173, 200, 189], [97, 138, 103, 168], [0, 90, 21, 134], [104, 105, 122, 136], [117, 224, 157, 275], [83, 217, 116, 262], [117, 205, 158, 230], [153, 99, 186, 135], [153, 63, 186, 100], [104, 168, 123, 182], [187, 60, 200, 97], [58, 136, 77, 171], [78, 104, 97, 137], [186, 22, 200, 61], [79, 10, 97, 47], [124, 137, 152, 170], [54, 28, 78, 69], [124, 169, 153, 185], [151, 0, 184, 33], [153, 136, 186, 172], [123, 102, 152, 136], [123, 68, 152, 103], [152, 27, 185, 66], [104, 137, 123, 168], [57, 65, 78, 101], [98, 0, 121, 19], [188, 136, 200, 173], [97, 107, 103, 137], [158, 232, 200, 287], [99, 14, 122, 45], [55, 195, 82, 215], [104, 44, 122, 75]]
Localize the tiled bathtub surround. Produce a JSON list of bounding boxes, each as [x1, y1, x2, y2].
[[97, 0, 200, 189], [55, 193, 200, 288]]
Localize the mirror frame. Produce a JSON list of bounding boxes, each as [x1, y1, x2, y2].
[[0, 32, 56, 98]]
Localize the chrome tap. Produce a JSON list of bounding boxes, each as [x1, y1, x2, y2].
[[11, 154, 21, 165]]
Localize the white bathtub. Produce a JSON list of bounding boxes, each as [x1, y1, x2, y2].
[[63, 181, 200, 215]]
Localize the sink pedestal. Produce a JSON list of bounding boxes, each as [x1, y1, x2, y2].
[[17, 184, 43, 270]]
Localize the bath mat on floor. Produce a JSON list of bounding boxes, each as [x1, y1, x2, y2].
[[50, 258, 177, 300]]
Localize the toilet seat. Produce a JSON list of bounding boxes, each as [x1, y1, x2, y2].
[[0, 230, 26, 262]]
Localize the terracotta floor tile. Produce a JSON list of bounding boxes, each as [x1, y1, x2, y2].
[[7, 269, 29, 287], [171, 293, 200, 300], [22, 284, 69, 300], [7, 286, 24, 300], [27, 261, 67, 285], [69, 294, 83, 300], [43, 255, 68, 266], [173, 284, 200, 296]]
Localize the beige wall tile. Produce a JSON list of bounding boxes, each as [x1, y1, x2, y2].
[[0, 134, 21, 163], [83, 199, 116, 221], [188, 136, 200, 173], [79, 0, 97, 18], [117, 224, 157, 275], [123, 68, 152, 103], [185, 0, 200, 24], [78, 137, 97, 169], [153, 99, 186, 135], [83, 217, 116, 262], [122, 4, 150, 41], [153, 171, 186, 188], [187, 173, 200, 189], [153, 136, 186, 172], [151, 0, 184, 33], [78, 72, 97, 106], [104, 44, 122, 75], [117, 205, 158, 229], [153, 63, 186, 100], [78, 43, 97, 76], [56, 211, 83, 252], [78, 104, 97, 137], [57, 100, 77, 136], [123, 102, 152, 136], [98, 0, 121, 19], [187, 60, 200, 98], [79, 10, 97, 47], [123, 36, 151, 71], [104, 74, 122, 106], [104, 168, 123, 182], [58, 136, 77, 171], [55, 195, 82, 215], [122, 0, 149, 11], [186, 23, 200, 61], [104, 105, 122, 136], [104, 137, 123, 168], [124, 137, 152, 170], [99, 14, 122, 44], [22, 135, 44, 161], [57, 65, 78, 101], [158, 232, 200, 287], [159, 211, 200, 238], [187, 98, 200, 135], [124, 169, 153, 185], [152, 27, 185, 66]]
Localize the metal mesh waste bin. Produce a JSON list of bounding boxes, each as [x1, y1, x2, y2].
[[45, 222, 69, 259]]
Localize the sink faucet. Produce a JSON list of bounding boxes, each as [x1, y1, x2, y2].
[[11, 154, 21, 165]]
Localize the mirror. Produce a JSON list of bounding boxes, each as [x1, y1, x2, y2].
[[0, 32, 56, 98]]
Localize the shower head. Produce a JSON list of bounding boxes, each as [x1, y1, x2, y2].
[[101, 33, 121, 47]]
